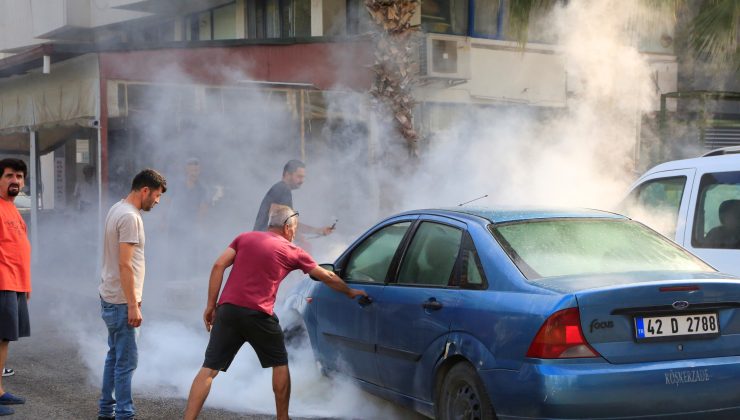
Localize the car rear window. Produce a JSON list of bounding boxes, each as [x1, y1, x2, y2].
[[491, 218, 714, 280]]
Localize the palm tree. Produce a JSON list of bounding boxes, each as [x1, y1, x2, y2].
[[686, 0, 739, 71], [363, 0, 738, 157], [364, 0, 421, 157]]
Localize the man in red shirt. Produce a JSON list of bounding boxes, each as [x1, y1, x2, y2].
[[184, 205, 366, 420], [0, 159, 32, 415]]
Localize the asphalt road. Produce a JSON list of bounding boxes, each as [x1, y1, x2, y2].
[[2, 312, 295, 420], [3, 265, 424, 420]]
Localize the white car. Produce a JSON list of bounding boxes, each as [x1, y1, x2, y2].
[[623, 147, 740, 276]]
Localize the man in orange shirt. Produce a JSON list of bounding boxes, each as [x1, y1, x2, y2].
[[0, 159, 31, 415]]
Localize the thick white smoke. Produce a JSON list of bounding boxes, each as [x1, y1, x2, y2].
[[33, 0, 676, 418]]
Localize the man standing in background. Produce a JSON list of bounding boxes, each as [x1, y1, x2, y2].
[[253, 160, 335, 237], [0, 159, 32, 416], [97, 169, 166, 420], [165, 158, 209, 280]]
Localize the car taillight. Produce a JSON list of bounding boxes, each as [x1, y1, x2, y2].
[[526, 308, 600, 359]]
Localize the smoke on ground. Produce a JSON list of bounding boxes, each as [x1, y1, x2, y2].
[[29, 0, 675, 418]]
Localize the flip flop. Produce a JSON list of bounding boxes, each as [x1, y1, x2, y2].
[[0, 392, 24, 405]]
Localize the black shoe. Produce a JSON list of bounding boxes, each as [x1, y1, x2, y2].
[[97, 416, 114, 420]]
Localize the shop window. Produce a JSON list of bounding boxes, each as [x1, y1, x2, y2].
[[293, 0, 312, 37], [185, 2, 238, 41], [75, 139, 90, 164], [213, 2, 237, 40], [347, 0, 373, 35], [246, 0, 311, 39], [421, 0, 468, 35]]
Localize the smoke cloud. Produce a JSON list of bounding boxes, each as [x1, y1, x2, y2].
[[29, 0, 677, 418]]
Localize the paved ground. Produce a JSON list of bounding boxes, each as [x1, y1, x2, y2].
[[2, 317, 293, 419], [2, 267, 424, 420]]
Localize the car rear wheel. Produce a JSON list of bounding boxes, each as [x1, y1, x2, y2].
[[436, 363, 496, 420]]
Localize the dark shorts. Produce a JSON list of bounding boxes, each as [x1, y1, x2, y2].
[[0, 291, 30, 341], [203, 303, 288, 370]]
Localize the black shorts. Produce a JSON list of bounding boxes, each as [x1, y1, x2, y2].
[[0, 291, 30, 341], [203, 303, 288, 370]]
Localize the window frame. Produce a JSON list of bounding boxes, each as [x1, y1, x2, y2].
[[338, 218, 416, 284], [389, 218, 467, 289], [455, 231, 489, 290], [184, 1, 237, 41], [623, 175, 688, 239], [691, 171, 740, 250]]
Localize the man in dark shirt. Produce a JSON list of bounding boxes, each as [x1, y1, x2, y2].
[[253, 160, 333, 237]]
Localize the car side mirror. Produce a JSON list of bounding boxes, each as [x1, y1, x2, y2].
[[309, 263, 336, 281]]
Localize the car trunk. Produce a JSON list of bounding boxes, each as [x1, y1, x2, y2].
[[573, 277, 740, 364]]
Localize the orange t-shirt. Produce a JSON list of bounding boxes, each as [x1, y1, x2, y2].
[[0, 198, 31, 292]]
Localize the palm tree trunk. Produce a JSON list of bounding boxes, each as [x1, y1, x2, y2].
[[365, 0, 421, 158]]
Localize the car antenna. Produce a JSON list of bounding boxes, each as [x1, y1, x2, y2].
[[457, 194, 488, 206]]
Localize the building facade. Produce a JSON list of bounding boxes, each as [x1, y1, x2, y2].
[[0, 0, 686, 258]]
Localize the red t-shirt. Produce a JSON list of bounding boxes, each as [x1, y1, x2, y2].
[[0, 199, 31, 292], [218, 231, 317, 315]]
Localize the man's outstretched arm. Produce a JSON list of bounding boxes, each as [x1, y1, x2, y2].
[[308, 266, 367, 299]]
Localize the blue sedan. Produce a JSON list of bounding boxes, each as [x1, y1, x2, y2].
[[297, 208, 740, 419]]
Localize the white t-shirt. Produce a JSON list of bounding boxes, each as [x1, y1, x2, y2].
[[99, 200, 146, 304]]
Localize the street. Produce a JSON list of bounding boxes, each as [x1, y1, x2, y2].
[[3, 270, 422, 420]]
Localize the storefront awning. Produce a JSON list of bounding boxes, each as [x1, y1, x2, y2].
[[0, 54, 99, 153]]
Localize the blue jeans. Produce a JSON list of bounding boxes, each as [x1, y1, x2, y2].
[[98, 299, 138, 419]]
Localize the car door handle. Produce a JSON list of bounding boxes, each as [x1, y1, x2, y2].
[[358, 296, 373, 307], [422, 299, 443, 310]]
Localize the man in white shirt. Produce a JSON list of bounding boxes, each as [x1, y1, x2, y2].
[[97, 169, 166, 420]]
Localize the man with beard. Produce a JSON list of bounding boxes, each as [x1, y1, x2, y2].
[[0, 159, 31, 416], [98, 169, 166, 420], [253, 160, 334, 237]]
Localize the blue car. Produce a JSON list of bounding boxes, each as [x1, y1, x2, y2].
[[297, 207, 740, 419]]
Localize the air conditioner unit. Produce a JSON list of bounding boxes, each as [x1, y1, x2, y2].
[[419, 34, 471, 81]]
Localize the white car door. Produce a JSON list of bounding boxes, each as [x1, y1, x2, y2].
[[682, 169, 740, 277]]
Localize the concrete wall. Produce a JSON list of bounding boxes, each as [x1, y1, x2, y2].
[[0, 0, 149, 52], [0, 0, 43, 52], [416, 38, 677, 112]]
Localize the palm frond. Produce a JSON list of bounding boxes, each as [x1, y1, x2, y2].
[[688, 0, 739, 70], [507, 0, 559, 46]]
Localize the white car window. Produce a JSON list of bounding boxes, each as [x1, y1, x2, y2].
[[692, 171, 740, 250], [623, 176, 686, 238]]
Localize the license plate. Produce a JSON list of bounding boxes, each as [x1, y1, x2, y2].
[[634, 313, 719, 339]]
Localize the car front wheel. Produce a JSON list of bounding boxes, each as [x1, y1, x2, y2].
[[436, 362, 496, 420]]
